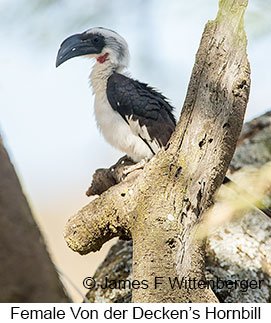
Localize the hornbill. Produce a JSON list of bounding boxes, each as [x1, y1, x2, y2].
[[56, 27, 271, 218], [56, 27, 175, 162]]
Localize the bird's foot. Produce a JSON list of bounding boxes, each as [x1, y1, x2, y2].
[[122, 158, 148, 177]]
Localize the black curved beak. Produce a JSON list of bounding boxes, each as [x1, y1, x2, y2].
[[56, 33, 98, 67]]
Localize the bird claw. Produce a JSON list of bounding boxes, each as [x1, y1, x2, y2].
[[122, 158, 148, 177]]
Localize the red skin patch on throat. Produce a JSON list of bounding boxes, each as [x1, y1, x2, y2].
[[97, 53, 109, 63]]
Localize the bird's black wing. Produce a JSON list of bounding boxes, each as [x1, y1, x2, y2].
[[106, 72, 176, 152]]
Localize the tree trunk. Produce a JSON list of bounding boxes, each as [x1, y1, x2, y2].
[[64, 0, 250, 303], [0, 136, 69, 302], [86, 111, 271, 303]]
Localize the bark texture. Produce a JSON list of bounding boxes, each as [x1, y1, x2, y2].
[[232, 111, 271, 170], [86, 111, 271, 303], [64, 0, 250, 302], [206, 111, 271, 302], [0, 136, 69, 302]]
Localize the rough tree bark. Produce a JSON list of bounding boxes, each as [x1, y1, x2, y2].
[[206, 111, 271, 303], [0, 136, 69, 302], [86, 111, 271, 303], [64, 0, 250, 302]]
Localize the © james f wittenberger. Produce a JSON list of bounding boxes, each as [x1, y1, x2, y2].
[[83, 275, 264, 292]]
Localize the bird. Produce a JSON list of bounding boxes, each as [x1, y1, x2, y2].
[[56, 27, 176, 163]]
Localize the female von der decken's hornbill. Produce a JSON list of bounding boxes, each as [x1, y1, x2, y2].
[[56, 27, 175, 162], [56, 27, 271, 218]]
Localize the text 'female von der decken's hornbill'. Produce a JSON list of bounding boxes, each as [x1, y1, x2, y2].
[[56, 27, 271, 218]]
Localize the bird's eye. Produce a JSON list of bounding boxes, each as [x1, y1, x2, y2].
[[93, 37, 100, 43]]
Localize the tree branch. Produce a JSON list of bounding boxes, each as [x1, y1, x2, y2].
[[86, 111, 271, 303], [0, 136, 70, 302]]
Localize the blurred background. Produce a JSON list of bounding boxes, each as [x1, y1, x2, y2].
[[0, 0, 270, 301]]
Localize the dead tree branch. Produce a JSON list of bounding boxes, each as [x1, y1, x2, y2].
[[86, 111, 271, 303]]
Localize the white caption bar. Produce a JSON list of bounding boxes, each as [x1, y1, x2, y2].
[[1, 303, 269, 322]]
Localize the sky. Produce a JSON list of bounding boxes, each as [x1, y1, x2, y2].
[[0, 0, 270, 301]]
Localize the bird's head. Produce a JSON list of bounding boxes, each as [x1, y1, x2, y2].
[[56, 27, 129, 70]]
